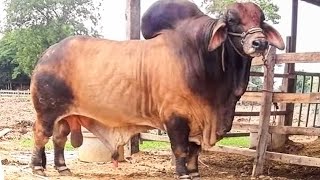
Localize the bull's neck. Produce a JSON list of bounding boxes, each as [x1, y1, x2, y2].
[[177, 16, 216, 53]]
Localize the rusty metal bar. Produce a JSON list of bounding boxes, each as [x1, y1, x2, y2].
[[291, 0, 298, 52], [298, 74, 306, 127], [313, 76, 320, 127], [305, 76, 314, 127]]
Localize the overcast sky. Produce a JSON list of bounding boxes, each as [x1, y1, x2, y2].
[[1, 0, 320, 72]]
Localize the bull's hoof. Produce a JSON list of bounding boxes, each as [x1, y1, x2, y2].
[[32, 166, 46, 177], [190, 172, 200, 180], [58, 169, 72, 176], [178, 174, 192, 180], [55, 166, 72, 176]]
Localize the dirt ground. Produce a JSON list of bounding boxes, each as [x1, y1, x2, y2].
[[2, 97, 320, 180]]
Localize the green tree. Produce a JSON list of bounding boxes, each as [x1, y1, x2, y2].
[[0, 0, 102, 78], [201, 0, 280, 24], [0, 32, 17, 88]]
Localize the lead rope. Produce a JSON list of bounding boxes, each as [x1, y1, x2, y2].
[[262, 45, 271, 67], [221, 43, 226, 72], [221, 36, 247, 72], [272, 102, 279, 126]]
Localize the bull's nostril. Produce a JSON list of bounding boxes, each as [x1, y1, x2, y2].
[[252, 40, 269, 50]]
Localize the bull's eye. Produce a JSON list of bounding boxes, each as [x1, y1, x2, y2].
[[227, 15, 239, 26], [228, 18, 237, 25], [227, 10, 240, 26]]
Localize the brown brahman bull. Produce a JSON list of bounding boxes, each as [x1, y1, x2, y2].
[[30, 0, 284, 179]]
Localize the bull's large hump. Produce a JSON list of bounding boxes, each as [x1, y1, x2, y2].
[[141, 0, 204, 39]]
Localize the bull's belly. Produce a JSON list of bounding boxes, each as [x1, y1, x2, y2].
[[70, 105, 164, 130]]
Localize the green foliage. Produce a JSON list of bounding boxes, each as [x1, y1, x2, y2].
[[201, 0, 280, 24], [249, 66, 263, 90], [296, 74, 311, 93], [139, 137, 250, 151], [0, 32, 19, 86], [19, 137, 74, 151], [0, 0, 102, 82], [3, 0, 101, 35], [140, 141, 171, 151]]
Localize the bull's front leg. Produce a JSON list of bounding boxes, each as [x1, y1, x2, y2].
[[165, 116, 191, 180]]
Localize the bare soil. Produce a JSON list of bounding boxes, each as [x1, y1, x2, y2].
[[2, 97, 320, 180]]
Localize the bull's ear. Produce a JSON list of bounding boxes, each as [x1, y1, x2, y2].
[[262, 22, 285, 50], [208, 20, 227, 51]]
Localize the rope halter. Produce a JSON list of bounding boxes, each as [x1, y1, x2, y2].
[[228, 27, 265, 45], [221, 27, 266, 72]]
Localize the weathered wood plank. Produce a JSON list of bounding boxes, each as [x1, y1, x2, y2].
[[207, 146, 320, 168], [250, 72, 295, 79], [252, 52, 320, 66], [241, 92, 320, 103], [252, 47, 276, 176], [235, 111, 287, 116], [232, 123, 320, 136], [0, 128, 12, 138]]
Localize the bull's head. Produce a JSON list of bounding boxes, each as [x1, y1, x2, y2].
[[208, 2, 285, 57]]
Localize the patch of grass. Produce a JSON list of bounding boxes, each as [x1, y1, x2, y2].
[[216, 136, 250, 148], [139, 136, 249, 151], [19, 138, 74, 151], [140, 140, 170, 151], [18, 136, 249, 152]]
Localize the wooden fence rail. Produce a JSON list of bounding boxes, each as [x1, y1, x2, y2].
[[241, 92, 320, 103], [252, 52, 320, 66], [0, 90, 30, 97]]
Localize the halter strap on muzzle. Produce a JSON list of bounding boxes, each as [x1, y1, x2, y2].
[[220, 27, 264, 72], [228, 27, 264, 39]]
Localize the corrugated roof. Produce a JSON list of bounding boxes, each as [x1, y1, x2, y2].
[[301, 0, 320, 7]]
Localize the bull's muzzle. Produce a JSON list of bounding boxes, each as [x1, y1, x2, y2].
[[252, 39, 269, 51], [228, 27, 268, 57]]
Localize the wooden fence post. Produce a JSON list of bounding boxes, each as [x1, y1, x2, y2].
[[125, 0, 141, 155], [278, 36, 296, 129], [252, 47, 276, 176]]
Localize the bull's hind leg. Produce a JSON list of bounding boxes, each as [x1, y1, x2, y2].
[[165, 116, 192, 180], [186, 142, 201, 180], [52, 120, 72, 175], [30, 72, 74, 176], [30, 118, 50, 176]]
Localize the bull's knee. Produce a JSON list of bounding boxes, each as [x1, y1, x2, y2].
[[165, 116, 191, 179]]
